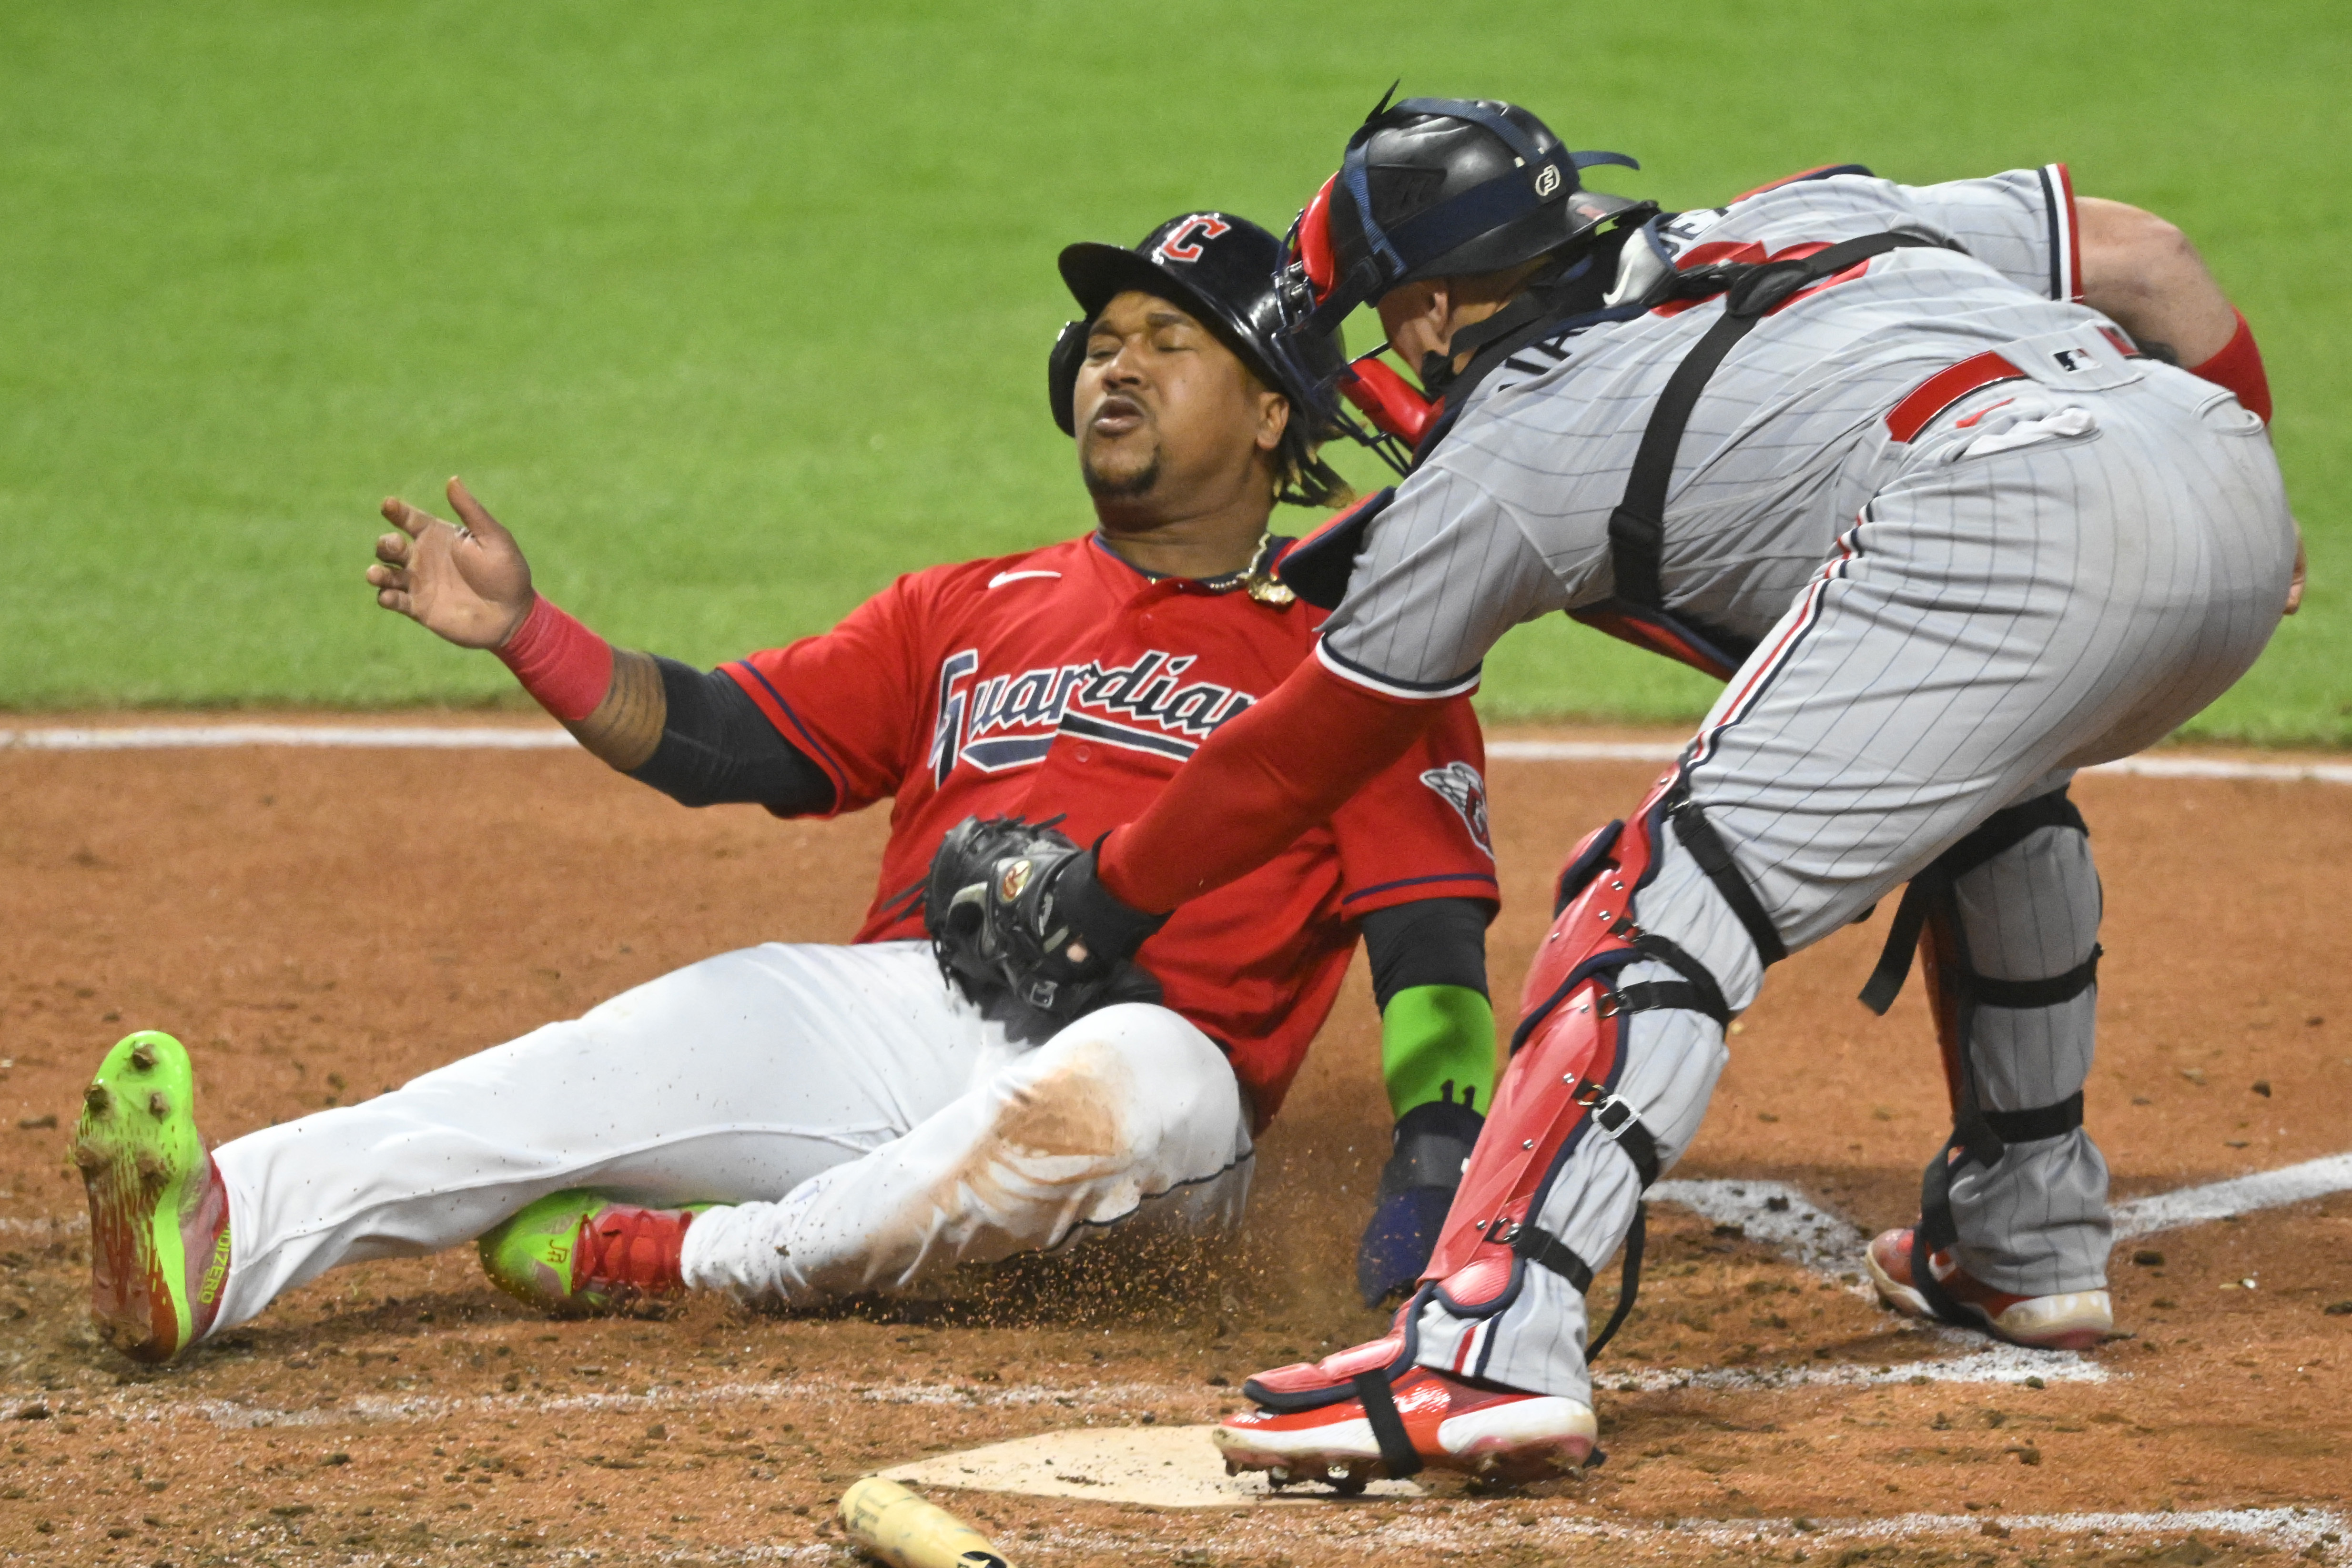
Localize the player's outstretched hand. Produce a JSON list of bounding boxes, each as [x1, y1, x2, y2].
[[370, 478, 536, 649]]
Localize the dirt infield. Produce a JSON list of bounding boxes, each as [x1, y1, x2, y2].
[[3, 723, 2350, 1566]]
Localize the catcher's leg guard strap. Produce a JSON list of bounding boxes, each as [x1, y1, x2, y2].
[[1350, 1369, 1425, 1478], [1504, 1202, 1649, 1360], [1664, 779, 1788, 967], [1860, 788, 2089, 1015]]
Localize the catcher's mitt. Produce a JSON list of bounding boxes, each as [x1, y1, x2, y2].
[[924, 815, 1167, 1024]]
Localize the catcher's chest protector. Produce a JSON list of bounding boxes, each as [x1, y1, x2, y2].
[[1422, 768, 1692, 1294]]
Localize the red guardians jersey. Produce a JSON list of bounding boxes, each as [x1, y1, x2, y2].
[[722, 533, 1495, 1125]]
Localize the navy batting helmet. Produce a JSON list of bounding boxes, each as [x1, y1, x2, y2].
[[1049, 211, 1351, 507]]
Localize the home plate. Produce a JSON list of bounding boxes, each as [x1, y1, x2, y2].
[[877, 1424, 1426, 1507]]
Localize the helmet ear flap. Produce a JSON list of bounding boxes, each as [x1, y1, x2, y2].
[[1047, 319, 1087, 436]]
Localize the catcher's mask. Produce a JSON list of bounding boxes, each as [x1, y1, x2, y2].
[[1047, 211, 1351, 507], [1275, 91, 1647, 468]]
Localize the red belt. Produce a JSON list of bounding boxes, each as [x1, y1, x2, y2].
[[1886, 329, 2141, 442], [1884, 351, 2026, 442]]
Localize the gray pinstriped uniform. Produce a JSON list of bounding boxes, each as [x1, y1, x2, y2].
[[1311, 169, 2296, 1399]]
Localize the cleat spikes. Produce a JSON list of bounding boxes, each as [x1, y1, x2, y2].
[[128, 1041, 158, 1071], [148, 1092, 170, 1118], [85, 1082, 113, 1115], [72, 1144, 103, 1172]]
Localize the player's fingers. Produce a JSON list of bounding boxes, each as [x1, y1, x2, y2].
[[445, 477, 515, 549], [375, 585, 413, 616], [365, 563, 408, 593], [374, 532, 412, 567], [380, 496, 436, 538]]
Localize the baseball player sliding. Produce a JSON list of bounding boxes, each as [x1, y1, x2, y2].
[[921, 97, 2298, 1485], [70, 213, 1503, 1363]]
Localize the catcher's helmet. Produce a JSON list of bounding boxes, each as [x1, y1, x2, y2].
[[1048, 211, 1350, 506], [1278, 95, 1644, 343]]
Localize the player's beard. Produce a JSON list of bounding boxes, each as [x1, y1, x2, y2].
[[1082, 437, 1161, 501]]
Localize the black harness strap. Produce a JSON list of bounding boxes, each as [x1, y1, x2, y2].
[[1348, 1370, 1425, 1478], [1590, 231, 1950, 649]]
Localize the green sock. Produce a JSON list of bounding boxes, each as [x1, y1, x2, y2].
[[1379, 983, 1498, 1119]]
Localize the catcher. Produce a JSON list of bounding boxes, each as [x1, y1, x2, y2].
[[920, 98, 2297, 1485], [71, 212, 1502, 1363]]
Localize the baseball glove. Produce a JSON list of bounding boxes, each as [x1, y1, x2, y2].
[[924, 815, 1168, 1024]]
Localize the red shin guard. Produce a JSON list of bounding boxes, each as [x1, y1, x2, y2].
[[1420, 769, 1687, 1309]]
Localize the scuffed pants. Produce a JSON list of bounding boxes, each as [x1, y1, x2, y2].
[[209, 941, 1252, 1335]]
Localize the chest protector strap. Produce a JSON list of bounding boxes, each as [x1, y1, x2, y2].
[[1570, 231, 1952, 680]]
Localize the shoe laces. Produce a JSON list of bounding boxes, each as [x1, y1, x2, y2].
[[574, 1206, 693, 1295]]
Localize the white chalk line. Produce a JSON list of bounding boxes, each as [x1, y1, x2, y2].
[[1149, 1506, 2352, 1563], [1488, 738, 2352, 785], [2113, 1151, 2352, 1238], [4, 725, 2350, 785], [698, 1506, 2352, 1564], [0, 724, 576, 751]]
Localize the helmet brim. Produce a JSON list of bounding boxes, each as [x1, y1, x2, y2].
[[1056, 243, 1287, 394]]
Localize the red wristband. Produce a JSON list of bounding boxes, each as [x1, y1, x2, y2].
[[494, 595, 613, 723], [2188, 309, 2271, 424]]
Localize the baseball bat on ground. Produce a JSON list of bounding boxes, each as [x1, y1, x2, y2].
[[837, 1477, 1014, 1568]]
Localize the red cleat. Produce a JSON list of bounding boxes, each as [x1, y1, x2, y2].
[[1213, 1321, 1596, 1489], [476, 1192, 706, 1317], [1866, 1226, 2112, 1350]]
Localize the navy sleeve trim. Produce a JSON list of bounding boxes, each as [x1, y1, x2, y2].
[[1342, 870, 1500, 907], [629, 658, 836, 814]]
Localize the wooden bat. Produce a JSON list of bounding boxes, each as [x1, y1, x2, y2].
[[837, 1477, 1014, 1568]]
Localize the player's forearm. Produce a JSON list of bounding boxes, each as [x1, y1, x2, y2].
[[493, 596, 666, 770], [1098, 658, 1440, 912], [2077, 197, 2237, 367], [629, 658, 835, 812]]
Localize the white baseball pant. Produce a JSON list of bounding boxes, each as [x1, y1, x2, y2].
[[206, 941, 1253, 1333]]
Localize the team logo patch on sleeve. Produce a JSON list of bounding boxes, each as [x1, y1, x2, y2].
[[1419, 761, 1494, 858]]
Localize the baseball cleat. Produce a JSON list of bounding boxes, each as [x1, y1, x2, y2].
[[477, 1191, 708, 1317], [73, 1031, 232, 1363], [1215, 1325, 1596, 1487], [1866, 1226, 2112, 1350], [1216, 1366, 1596, 1485]]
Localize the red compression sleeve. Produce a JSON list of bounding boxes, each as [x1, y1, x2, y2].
[[1097, 656, 1444, 913], [494, 595, 614, 723], [2188, 309, 2271, 424]]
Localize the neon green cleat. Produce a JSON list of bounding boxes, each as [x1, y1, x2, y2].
[[477, 1191, 710, 1318], [72, 1031, 231, 1363]]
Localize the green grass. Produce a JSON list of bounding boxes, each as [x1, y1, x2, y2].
[[1, 1, 2344, 739]]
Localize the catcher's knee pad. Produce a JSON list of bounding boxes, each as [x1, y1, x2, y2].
[[1415, 769, 1778, 1354]]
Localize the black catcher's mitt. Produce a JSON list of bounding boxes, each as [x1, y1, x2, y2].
[[924, 815, 1167, 1024]]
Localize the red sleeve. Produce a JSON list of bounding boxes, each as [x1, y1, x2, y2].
[[1331, 695, 1499, 919], [1098, 655, 1440, 912], [720, 572, 934, 817]]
